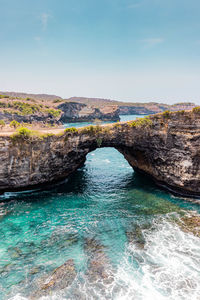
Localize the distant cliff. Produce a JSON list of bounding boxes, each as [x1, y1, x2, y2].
[[58, 102, 119, 122], [0, 92, 197, 125], [0, 93, 119, 124], [119, 103, 196, 115], [66, 97, 196, 115]]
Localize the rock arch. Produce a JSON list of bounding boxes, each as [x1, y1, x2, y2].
[[0, 111, 200, 197]]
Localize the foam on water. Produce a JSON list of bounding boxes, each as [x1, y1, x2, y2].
[[9, 215, 200, 300]]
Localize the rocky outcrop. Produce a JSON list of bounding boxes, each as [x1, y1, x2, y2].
[[30, 259, 76, 299], [0, 110, 200, 196], [84, 238, 114, 284], [0, 111, 61, 125], [58, 102, 119, 122], [0, 95, 119, 125], [119, 103, 196, 115], [66, 96, 196, 115]]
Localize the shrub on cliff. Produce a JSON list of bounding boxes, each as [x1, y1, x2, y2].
[[0, 95, 9, 99], [45, 108, 61, 118], [81, 125, 102, 135], [64, 127, 78, 141], [11, 101, 41, 115], [10, 127, 45, 142], [0, 101, 7, 108], [0, 120, 5, 129], [128, 117, 153, 128], [162, 110, 171, 119], [192, 107, 200, 114], [53, 99, 63, 103], [10, 120, 20, 128], [114, 123, 122, 129], [65, 127, 78, 134]]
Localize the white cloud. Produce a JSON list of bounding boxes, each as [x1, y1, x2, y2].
[[140, 38, 164, 47], [40, 13, 51, 31]]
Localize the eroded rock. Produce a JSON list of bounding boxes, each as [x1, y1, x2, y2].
[[84, 238, 114, 285], [30, 259, 76, 299], [126, 225, 146, 249], [178, 213, 200, 237]]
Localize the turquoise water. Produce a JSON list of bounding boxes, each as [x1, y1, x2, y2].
[[0, 116, 200, 300]]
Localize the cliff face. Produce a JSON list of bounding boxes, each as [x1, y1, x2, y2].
[[66, 96, 196, 115], [0, 110, 200, 196], [119, 103, 196, 115], [58, 102, 119, 122]]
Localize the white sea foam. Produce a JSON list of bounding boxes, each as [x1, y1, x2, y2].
[[115, 217, 200, 300], [7, 217, 200, 300], [103, 159, 111, 163]]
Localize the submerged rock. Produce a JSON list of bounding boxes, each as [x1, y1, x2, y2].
[[84, 238, 114, 285], [30, 259, 76, 299], [84, 238, 105, 255], [40, 231, 78, 250], [178, 213, 200, 237], [8, 246, 23, 259], [126, 229, 145, 249], [126, 224, 150, 249]]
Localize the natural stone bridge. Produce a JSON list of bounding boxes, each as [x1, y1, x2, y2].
[[0, 110, 200, 197]]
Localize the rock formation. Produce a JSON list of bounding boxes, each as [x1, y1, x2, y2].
[[58, 102, 119, 122], [0, 110, 200, 196], [0, 94, 119, 125], [66, 96, 196, 115], [30, 259, 76, 299]]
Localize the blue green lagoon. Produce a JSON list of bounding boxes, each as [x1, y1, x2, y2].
[[0, 116, 200, 300]]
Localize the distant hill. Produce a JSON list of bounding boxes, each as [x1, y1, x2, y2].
[[0, 92, 119, 124], [66, 97, 196, 115], [0, 91, 62, 101], [0, 91, 197, 118]]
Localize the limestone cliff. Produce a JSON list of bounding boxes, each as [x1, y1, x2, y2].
[[0, 110, 200, 196], [58, 102, 119, 122]]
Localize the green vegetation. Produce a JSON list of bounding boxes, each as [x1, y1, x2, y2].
[[10, 120, 20, 128], [11, 127, 41, 142], [64, 127, 78, 141], [45, 108, 61, 118], [0, 95, 9, 99], [0, 102, 7, 108], [81, 125, 102, 135], [96, 137, 102, 147], [0, 120, 5, 128], [114, 123, 122, 128], [11, 101, 41, 115], [0, 101, 42, 115], [0, 99, 62, 120], [192, 107, 200, 114], [53, 99, 63, 103], [162, 110, 171, 119], [177, 110, 185, 115], [128, 117, 153, 128], [10, 127, 55, 142], [65, 127, 78, 134]]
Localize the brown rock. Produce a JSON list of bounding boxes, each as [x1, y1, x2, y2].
[[30, 259, 76, 299]]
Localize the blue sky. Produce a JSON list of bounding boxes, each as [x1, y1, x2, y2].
[[1, 0, 200, 104]]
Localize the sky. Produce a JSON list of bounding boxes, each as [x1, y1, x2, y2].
[[1, 0, 200, 104]]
